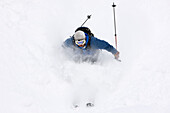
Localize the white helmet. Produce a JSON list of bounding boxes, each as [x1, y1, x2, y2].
[[74, 30, 86, 40]]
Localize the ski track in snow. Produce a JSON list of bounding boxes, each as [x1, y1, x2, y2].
[[0, 0, 170, 113]]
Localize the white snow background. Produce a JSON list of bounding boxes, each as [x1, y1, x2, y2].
[[0, 0, 170, 113]]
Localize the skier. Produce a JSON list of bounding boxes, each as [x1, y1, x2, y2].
[[63, 27, 120, 63], [63, 27, 120, 107]]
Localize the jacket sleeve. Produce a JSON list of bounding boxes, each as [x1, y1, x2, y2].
[[63, 37, 74, 48], [92, 37, 118, 55]]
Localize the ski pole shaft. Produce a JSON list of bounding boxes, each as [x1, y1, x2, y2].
[[81, 15, 91, 27], [112, 2, 118, 50]]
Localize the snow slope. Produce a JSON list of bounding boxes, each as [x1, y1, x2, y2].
[[0, 0, 170, 113]]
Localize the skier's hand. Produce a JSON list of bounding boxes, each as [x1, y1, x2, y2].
[[114, 51, 119, 60]]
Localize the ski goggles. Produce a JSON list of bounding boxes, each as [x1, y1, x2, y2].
[[75, 39, 86, 46]]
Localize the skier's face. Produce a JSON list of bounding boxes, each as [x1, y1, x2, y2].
[[75, 39, 86, 47]]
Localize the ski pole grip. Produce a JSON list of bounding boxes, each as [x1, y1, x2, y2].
[[87, 15, 91, 19], [112, 2, 116, 7]]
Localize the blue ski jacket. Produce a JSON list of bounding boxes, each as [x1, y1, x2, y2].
[[63, 35, 118, 56]]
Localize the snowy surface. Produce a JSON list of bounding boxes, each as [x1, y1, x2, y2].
[[0, 0, 170, 113]]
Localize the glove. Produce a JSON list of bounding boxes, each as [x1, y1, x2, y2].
[[114, 51, 119, 59]]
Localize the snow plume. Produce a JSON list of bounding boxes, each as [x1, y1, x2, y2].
[[0, 0, 170, 113]]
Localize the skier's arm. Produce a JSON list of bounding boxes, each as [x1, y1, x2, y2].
[[94, 38, 118, 55], [63, 37, 74, 48]]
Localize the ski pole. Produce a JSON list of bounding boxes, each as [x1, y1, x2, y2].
[[81, 15, 91, 27], [112, 3, 121, 62], [112, 2, 118, 50], [70, 15, 91, 37]]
